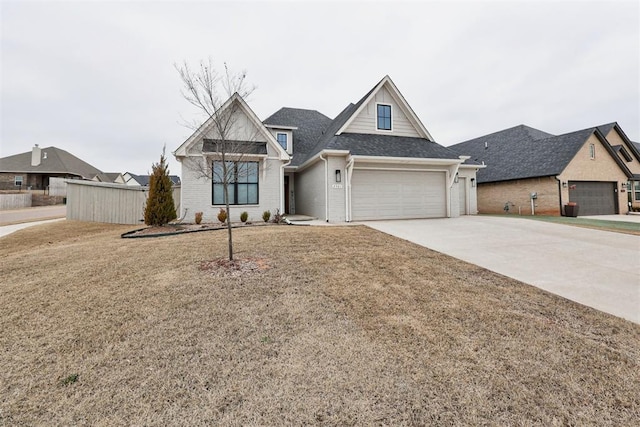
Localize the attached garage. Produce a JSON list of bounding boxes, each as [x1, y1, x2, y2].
[[351, 169, 446, 220], [568, 181, 617, 215]]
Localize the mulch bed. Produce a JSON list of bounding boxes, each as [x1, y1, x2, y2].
[[199, 257, 271, 277]]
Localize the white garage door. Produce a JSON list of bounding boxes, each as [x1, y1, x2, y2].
[[351, 170, 446, 220]]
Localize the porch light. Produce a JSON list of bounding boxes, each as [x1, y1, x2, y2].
[[454, 173, 459, 183], [471, 178, 475, 187], [562, 181, 568, 188], [335, 170, 341, 183]]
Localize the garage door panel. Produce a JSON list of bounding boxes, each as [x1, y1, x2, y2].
[[568, 181, 616, 215], [352, 170, 446, 220]]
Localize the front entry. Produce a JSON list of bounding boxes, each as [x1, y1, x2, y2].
[[284, 175, 290, 214]]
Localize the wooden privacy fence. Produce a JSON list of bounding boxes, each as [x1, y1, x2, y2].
[[66, 180, 181, 225], [48, 177, 67, 197], [0, 193, 32, 210]]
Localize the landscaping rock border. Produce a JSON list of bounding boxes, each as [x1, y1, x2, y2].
[[121, 222, 275, 238]]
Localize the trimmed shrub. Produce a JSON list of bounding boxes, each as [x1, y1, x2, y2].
[[240, 211, 249, 223], [217, 208, 227, 223], [262, 210, 271, 222], [195, 211, 203, 224]]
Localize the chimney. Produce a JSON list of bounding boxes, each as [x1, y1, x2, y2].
[[31, 144, 41, 166]]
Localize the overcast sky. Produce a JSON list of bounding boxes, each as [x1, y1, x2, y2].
[[2, 0, 638, 175]]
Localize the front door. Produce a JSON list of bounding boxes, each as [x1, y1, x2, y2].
[[284, 176, 290, 214]]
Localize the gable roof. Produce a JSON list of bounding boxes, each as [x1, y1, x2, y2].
[[266, 76, 462, 168], [93, 172, 124, 183], [125, 173, 181, 186], [335, 75, 434, 141], [449, 124, 635, 183], [596, 122, 640, 161], [0, 146, 103, 179], [174, 93, 289, 160]]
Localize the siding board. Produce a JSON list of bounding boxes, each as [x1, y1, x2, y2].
[[66, 180, 180, 224]]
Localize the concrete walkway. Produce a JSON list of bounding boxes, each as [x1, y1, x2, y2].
[[365, 216, 640, 324], [0, 218, 65, 238]]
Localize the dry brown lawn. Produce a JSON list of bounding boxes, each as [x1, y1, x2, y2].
[[1, 221, 638, 425]]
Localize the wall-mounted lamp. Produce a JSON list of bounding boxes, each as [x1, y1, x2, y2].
[[470, 178, 475, 187], [562, 181, 568, 188], [454, 173, 459, 183], [335, 170, 341, 183]]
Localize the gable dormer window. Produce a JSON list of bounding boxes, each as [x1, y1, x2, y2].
[[377, 104, 392, 131], [277, 133, 288, 150]]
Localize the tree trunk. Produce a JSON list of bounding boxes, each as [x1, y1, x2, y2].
[[226, 200, 233, 261], [221, 152, 234, 261]]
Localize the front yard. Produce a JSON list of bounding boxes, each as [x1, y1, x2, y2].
[[0, 222, 638, 425]]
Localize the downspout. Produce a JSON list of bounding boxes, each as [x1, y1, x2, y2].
[[531, 197, 535, 216], [319, 153, 329, 222], [446, 156, 468, 218], [345, 157, 354, 222], [555, 177, 563, 216]]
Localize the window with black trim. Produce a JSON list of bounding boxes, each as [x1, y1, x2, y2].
[[277, 133, 287, 150], [15, 176, 23, 186], [377, 104, 392, 130], [212, 161, 259, 205]]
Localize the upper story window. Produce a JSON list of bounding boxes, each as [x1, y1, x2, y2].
[[276, 133, 288, 150], [15, 176, 23, 186], [589, 143, 595, 159], [377, 104, 392, 131]]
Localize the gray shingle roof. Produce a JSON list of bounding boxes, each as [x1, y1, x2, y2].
[[126, 173, 180, 186], [94, 172, 123, 182], [263, 108, 332, 166], [263, 77, 465, 166], [596, 123, 616, 136], [0, 146, 103, 178], [323, 133, 462, 159], [448, 125, 597, 183]]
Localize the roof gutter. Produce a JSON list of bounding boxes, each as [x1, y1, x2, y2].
[[296, 149, 350, 172], [349, 155, 465, 166], [345, 156, 355, 222]]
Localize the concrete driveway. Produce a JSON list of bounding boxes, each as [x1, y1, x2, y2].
[[365, 216, 640, 324]]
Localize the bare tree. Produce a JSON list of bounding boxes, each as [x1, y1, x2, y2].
[[177, 59, 258, 261]]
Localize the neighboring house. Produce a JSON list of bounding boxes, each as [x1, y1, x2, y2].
[[449, 123, 640, 216], [173, 76, 482, 223], [123, 172, 181, 186], [0, 145, 103, 191], [92, 172, 126, 184]]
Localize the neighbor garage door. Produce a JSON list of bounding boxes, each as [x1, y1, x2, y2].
[[351, 170, 446, 220], [568, 181, 617, 215]]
